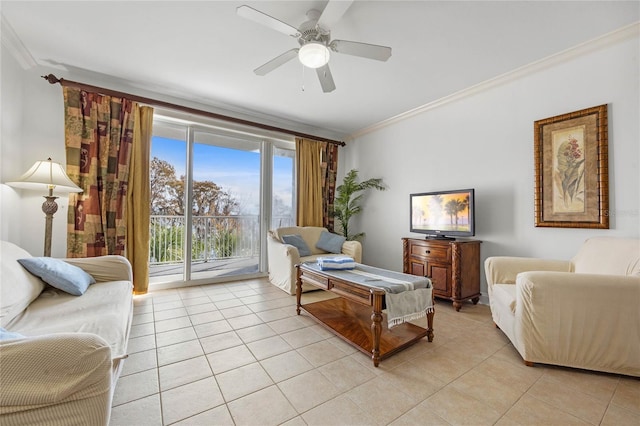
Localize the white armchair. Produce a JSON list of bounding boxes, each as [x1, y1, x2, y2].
[[267, 226, 362, 295], [485, 237, 640, 376]]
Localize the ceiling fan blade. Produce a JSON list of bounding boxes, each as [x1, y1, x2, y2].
[[316, 64, 336, 93], [237, 5, 300, 38], [254, 49, 299, 76], [330, 39, 392, 61], [317, 0, 354, 29]]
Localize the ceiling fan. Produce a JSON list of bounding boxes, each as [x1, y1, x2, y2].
[[237, 1, 392, 93]]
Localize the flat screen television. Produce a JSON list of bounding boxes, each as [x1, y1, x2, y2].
[[410, 188, 475, 240]]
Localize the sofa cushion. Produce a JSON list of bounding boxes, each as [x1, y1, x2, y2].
[[316, 231, 346, 254], [18, 257, 96, 296], [281, 234, 312, 257], [6, 280, 133, 359], [0, 241, 45, 328]]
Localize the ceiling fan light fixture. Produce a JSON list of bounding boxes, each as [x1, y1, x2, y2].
[[298, 42, 330, 68]]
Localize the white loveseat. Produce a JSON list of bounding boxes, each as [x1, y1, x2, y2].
[[267, 226, 362, 294], [485, 237, 640, 376], [0, 240, 134, 425]]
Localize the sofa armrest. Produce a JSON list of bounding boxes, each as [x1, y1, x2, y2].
[[515, 271, 640, 372], [63, 255, 133, 283], [341, 240, 362, 263], [485, 256, 571, 287], [0, 333, 112, 423]]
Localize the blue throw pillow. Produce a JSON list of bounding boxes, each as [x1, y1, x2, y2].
[[281, 234, 312, 257], [316, 231, 346, 254], [17, 257, 96, 296], [0, 327, 25, 340]]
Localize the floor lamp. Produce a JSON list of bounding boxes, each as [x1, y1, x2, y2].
[[6, 158, 82, 257]]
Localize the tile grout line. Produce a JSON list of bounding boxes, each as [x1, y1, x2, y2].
[[115, 284, 638, 426]]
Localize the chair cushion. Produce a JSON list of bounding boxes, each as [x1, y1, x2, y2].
[[572, 237, 640, 276], [275, 227, 328, 255], [492, 284, 517, 314], [316, 231, 346, 254], [281, 234, 312, 257], [18, 258, 96, 296]]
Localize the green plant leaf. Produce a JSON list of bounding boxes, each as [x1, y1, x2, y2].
[[332, 169, 385, 240]]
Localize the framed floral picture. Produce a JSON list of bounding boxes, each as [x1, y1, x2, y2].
[[534, 104, 609, 229]]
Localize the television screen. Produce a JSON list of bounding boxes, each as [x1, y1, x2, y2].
[[410, 189, 475, 239]]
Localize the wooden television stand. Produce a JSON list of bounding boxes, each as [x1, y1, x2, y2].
[[402, 237, 481, 311]]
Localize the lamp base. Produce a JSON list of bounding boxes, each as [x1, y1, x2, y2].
[[42, 195, 58, 257]]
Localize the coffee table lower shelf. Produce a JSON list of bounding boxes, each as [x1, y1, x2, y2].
[[301, 297, 429, 362]]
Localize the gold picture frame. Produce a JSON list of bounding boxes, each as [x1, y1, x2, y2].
[[534, 104, 609, 229]]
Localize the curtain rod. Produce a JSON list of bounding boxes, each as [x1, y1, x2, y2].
[[42, 74, 345, 147]]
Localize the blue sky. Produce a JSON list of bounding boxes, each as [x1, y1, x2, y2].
[[151, 136, 293, 214]]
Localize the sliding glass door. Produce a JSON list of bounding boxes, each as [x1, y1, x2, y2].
[[190, 131, 261, 280], [149, 115, 295, 287], [149, 123, 187, 280]]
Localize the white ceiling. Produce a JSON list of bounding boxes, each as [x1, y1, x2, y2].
[[1, 1, 638, 140]]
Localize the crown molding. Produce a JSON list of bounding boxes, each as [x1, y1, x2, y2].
[[349, 21, 640, 141], [1, 13, 37, 69]]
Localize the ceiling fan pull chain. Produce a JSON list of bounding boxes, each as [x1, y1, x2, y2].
[[301, 65, 305, 91]]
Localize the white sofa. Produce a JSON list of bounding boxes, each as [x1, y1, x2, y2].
[[267, 226, 362, 295], [485, 237, 640, 377], [0, 240, 134, 425]]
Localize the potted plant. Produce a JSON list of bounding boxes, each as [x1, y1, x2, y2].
[[332, 169, 385, 241]]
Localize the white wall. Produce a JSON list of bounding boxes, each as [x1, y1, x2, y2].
[[343, 29, 639, 302], [1, 45, 26, 245], [0, 54, 70, 257]]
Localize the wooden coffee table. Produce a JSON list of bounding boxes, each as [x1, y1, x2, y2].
[[296, 263, 434, 367]]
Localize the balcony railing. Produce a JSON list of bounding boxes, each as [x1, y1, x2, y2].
[[149, 214, 294, 266]]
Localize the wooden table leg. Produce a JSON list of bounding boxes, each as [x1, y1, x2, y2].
[[370, 292, 383, 367], [426, 309, 434, 342]]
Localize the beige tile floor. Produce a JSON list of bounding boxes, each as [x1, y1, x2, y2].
[[111, 278, 640, 426]]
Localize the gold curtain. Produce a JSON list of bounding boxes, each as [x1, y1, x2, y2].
[[127, 106, 154, 294], [295, 137, 323, 226], [64, 87, 135, 257]]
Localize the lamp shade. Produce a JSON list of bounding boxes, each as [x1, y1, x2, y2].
[[298, 42, 330, 69], [6, 158, 82, 193]]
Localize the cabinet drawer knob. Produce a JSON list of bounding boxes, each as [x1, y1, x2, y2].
[[425, 250, 430, 254]]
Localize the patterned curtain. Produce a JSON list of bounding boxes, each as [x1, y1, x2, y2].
[[64, 87, 135, 257], [321, 142, 339, 231]]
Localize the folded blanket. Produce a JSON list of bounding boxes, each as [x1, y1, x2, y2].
[[385, 288, 433, 328], [317, 256, 356, 270]]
